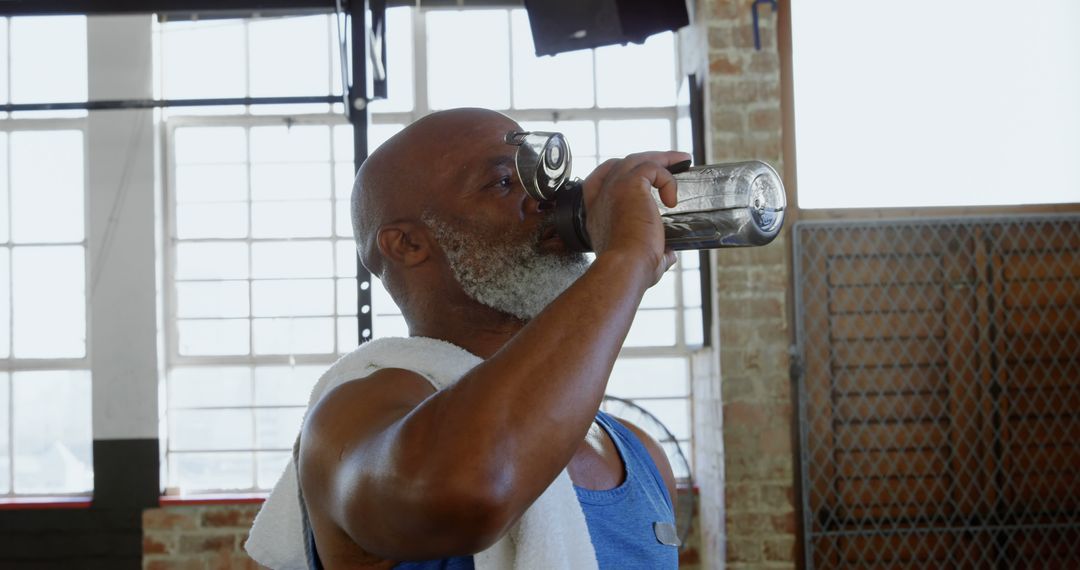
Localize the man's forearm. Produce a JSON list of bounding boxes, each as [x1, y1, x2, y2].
[[397, 252, 652, 521]]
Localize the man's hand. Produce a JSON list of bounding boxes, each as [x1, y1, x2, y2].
[[582, 151, 691, 286], [299, 154, 692, 564]]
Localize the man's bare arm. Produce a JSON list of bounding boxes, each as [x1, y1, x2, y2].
[[300, 151, 690, 561]]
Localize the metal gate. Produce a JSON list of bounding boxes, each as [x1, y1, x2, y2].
[[793, 216, 1080, 569]]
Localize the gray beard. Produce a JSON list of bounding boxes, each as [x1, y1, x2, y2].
[[424, 213, 590, 321]]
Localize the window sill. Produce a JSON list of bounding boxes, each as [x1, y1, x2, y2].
[[159, 492, 267, 506], [0, 496, 93, 510]]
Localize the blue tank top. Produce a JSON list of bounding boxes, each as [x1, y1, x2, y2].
[[304, 412, 677, 569]]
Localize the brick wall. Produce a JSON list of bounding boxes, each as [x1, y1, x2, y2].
[[143, 500, 703, 569], [696, 0, 798, 569], [142, 504, 261, 570]]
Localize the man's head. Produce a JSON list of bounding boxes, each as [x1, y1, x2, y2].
[[351, 108, 588, 325]]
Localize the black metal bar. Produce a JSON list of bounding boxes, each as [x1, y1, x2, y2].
[[0, 0, 521, 17], [0, 1, 347, 16], [349, 0, 374, 343], [1, 95, 341, 113], [688, 73, 712, 347], [370, 0, 387, 99]]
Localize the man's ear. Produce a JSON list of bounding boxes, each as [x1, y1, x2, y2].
[[376, 222, 432, 268]]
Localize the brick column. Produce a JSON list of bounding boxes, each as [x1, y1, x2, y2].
[[697, 1, 797, 568]]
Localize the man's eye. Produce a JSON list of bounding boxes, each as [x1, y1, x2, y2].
[[494, 176, 513, 190]]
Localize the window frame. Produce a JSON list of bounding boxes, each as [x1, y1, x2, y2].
[[370, 6, 700, 354], [159, 6, 701, 494], [162, 112, 354, 370], [0, 116, 92, 499]]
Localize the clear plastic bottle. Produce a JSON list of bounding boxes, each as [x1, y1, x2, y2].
[[552, 160, 787, 252]]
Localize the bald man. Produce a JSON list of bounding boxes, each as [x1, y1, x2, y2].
[[294, 108, 690, 569]]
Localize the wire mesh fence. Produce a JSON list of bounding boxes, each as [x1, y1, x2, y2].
[[793, 215, 1080, 569]]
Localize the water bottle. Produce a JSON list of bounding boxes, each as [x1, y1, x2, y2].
[[506, 130, 786, 252], [551, 160, 787, 252]]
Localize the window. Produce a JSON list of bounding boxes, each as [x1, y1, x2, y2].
[[162, 7, 698, 493], [159, 15, 355, 492], [369, 8, 697, 480], [0, 16, 92, 497], [792, 1, 1080, 208]]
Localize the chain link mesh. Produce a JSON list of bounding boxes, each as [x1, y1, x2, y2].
[[794, 216, 1080, 569]]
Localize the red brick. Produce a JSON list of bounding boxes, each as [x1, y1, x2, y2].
[[145, 559, 207, 570], [749, 52, 780, 74], [726, 512, 770, 532], [724, 401, 769, 426], [715, 294, 782, 319], [725, 482, 761, 509], [727, 537, 763, 562], [761, 424, 793, 455], [715, 235, 786, 265], [143, 534, 176, 555], [705, 0, 740, 20], [710, 53, 743, 75], [144, 508, 198, 531], [727, 402, 789, 427], [771, 512, 797, 534], [748, 134, 782, 160], [201, 506, 258, 529], [710, 108, 745, 134], [720, 345, 789, 377], [736, 20, 771, 50], [726, 453, 793, 482], [719, 374, 764, 403], [179, 533, 237, 555], [715, 266, 788, 291], [209, 551, 259, 570], [760, 484, 794, 511], [749, 108, 782, 132], [717, 316, 790, 351], [764, 537, 796, 562], [712, 80, 778, 105], [707, 26, 737, 51], [679, 546, 701, 566]]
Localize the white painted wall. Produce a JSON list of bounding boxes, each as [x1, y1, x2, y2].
[[86, 15, 159, 440], [793, 0, 1080, 208]]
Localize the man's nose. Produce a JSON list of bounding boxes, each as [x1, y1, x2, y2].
[[522, 191, 555, 215]]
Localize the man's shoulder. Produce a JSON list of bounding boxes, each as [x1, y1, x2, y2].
[[605, 414, 677, 501], [325, 336, 481, 393], [308, 367, 436, 431]]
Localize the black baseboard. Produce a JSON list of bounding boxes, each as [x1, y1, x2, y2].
[[0, 438, 158, 569]]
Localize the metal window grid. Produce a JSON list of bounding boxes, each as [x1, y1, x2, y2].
[[162, 7, 701, 494], [794, 215, 1080, 569], [0, 115, 91, 499]]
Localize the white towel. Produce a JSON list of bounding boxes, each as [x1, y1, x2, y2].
[[245, 336, 599, 570]]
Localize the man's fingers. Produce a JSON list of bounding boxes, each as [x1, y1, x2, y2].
[[590, 158, 621, 180], [582, 158, 621, 196], [583, 152, 691, 199], [606, 151, 691, 180], [628, 162, 678, 208]]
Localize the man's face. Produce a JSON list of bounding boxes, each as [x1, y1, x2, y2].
[[424, 209, 589, 321], [422, 123, 589, 320]]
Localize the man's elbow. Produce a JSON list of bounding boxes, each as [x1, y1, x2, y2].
[[427, 482, 517, 554], [342, 472, 517, 559]]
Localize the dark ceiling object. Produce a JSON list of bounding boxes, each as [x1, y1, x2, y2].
[[0, 0, 348, 17], [522, 0, 689, 57]]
